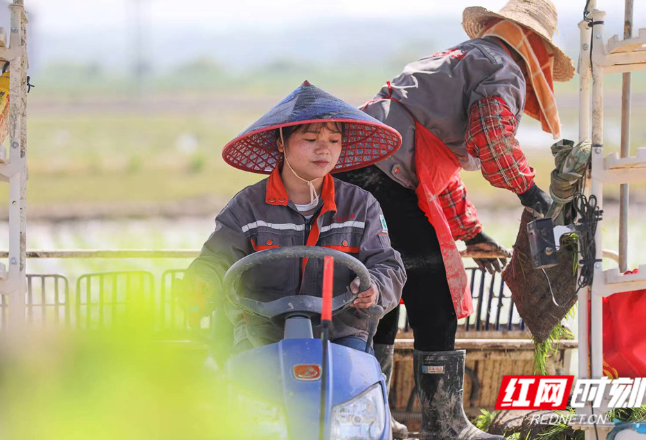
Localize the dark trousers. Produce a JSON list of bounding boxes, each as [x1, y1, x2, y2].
[[336, 166, 457, 352]]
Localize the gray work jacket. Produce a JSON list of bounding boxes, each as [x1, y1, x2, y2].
[[365, 37, 527, 189], [185, 168, 406, 349]]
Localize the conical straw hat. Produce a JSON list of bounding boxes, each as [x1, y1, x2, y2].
[[222, 81, 402, 174], [462, 0, 575, 81]]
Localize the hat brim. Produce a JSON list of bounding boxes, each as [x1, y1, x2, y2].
[[462, 6, 575, 82], [222, 118, 402, 175]]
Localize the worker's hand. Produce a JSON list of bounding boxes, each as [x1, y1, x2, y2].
[[517, 183, 552, 218], [464, 231, 511, 274], [349, 277, 379, 309], [177, 276, 217, 328]]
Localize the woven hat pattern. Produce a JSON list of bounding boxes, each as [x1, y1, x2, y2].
[[222, 81, 402, 174], [462, 0, 575, 81]]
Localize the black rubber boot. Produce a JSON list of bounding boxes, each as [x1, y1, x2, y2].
[[374, 343, 409, 439], [413, 350, 503, 440]]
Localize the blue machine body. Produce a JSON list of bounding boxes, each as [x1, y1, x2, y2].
[[608, 422, 646, 439], [226, 338, 391, 440]]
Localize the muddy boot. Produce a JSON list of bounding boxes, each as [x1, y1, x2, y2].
[[413, 350, 503, 440], [375, 343, 409, 439]]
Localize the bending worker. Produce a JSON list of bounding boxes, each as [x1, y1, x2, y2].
[[337, 1, 574, 438]]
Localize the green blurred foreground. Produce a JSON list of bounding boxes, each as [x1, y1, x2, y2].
[[0, 310, 242, 440]]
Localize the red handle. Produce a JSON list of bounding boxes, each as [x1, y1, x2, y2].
[[322, 256, 334, 322]]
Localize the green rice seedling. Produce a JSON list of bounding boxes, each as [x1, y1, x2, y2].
[[475, 409, 499, 432], [533, 321, 574, 375]]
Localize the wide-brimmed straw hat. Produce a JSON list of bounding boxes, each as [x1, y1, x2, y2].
[[222, 81, 402, 174], [462, 0, 575, 81]]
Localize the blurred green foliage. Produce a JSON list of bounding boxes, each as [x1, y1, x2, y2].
[[0, 311, 243, 440]]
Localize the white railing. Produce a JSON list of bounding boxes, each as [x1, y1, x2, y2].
[[0, 250, 527, 335]]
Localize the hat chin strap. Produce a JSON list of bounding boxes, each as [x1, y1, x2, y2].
[[283, 153, 320, 205], [280, 127, 321, 205]]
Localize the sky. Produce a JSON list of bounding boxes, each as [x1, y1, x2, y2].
[[12, 0, 646, 72], [21, 0, 638, 32]]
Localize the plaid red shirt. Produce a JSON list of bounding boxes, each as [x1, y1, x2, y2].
[[466, 96, 535, 193], [438, 173, 482, 241], [440, 96, 535, 241]]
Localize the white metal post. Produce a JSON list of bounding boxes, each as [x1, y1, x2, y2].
[[589, 8, 606, 382], [578, 21, 592, 142], [578, 0, 646, 436], [577, 17, 592, 391], [2, 0, 28, 332], [618, 0, 633, 273], [580, 5, 605, 438]]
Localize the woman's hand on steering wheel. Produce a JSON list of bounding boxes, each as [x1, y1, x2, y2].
[[179, 276, 218, 327], [349, 277, 379, 309]]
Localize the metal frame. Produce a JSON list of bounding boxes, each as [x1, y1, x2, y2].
[[578, 0, 646, 437], [0, 273, 70, 330], [75, 270, 155, 330], [160, 269, 190, 333], [26, 274, 70, 327], [0, 1, 29, 333], [0, 260, 529, 335], [463, 268, 524, 332]]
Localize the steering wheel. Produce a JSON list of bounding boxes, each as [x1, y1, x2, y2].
[[222, 246, 373, 325]]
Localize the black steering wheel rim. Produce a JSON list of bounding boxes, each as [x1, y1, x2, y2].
[[222, 246, 371, 322]]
